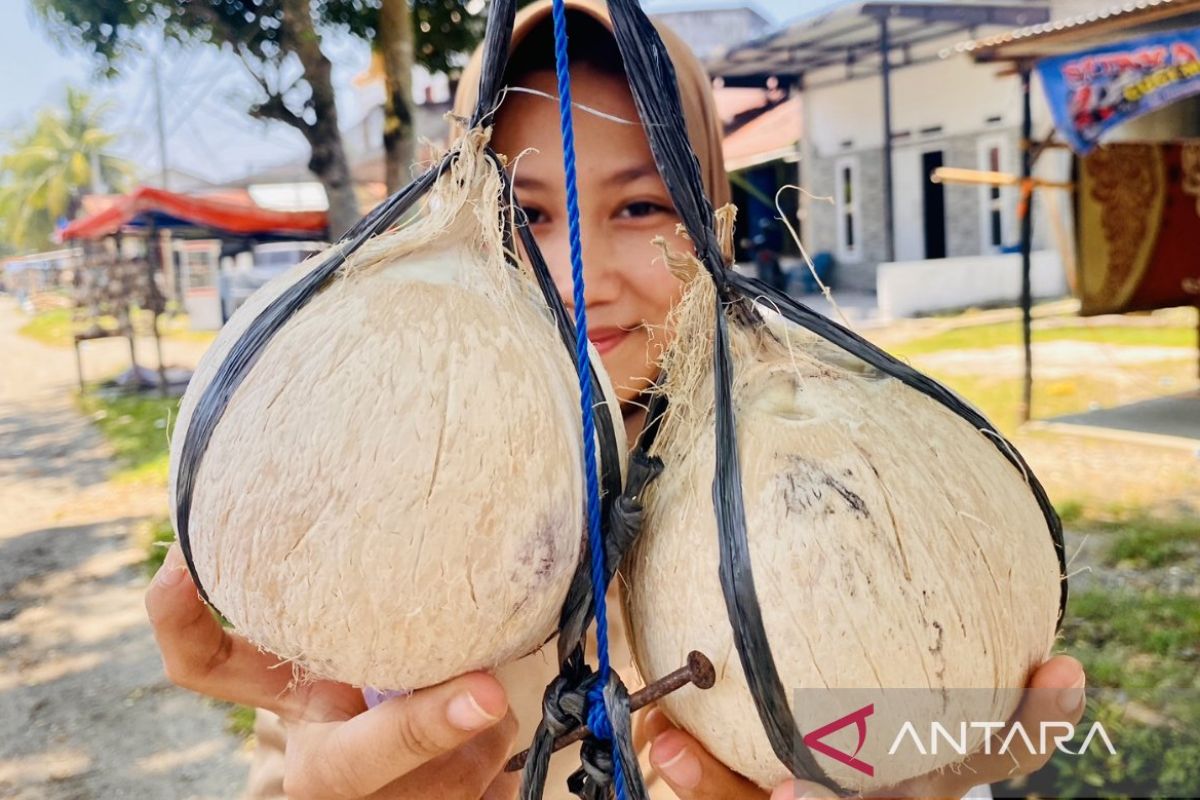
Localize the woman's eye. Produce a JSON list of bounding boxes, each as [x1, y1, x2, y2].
[[520, 206, 548, 225], [618, 201, 670, 219]]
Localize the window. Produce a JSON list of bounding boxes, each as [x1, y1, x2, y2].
[[835, 156, 861, 262], [977, 137, 1012, 253]]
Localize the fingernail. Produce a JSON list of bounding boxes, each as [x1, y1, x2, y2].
[[446, 690, 500, 731], [771, 782, 798, 800], [155, 546, 187, 586], [1057, 673, 1086, 714], [653, 734, 702, 789], [773, 781, 833, 800]]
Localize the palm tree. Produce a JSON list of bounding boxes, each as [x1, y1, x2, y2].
[[0, 87, 133, 252]]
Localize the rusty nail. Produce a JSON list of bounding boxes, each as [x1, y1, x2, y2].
[[505, 650, 715, 772]]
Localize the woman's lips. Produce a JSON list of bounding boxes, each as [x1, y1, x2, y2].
[[588, 327, 632, 355]]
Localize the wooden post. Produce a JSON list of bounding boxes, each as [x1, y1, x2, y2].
[[74, 338, 85, 392], [1018, 66, 1035, 424], [153, 312, 167, 397]]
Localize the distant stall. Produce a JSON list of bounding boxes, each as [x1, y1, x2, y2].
[[57, 186, 327, 392], [954, 0, 1200, 426]]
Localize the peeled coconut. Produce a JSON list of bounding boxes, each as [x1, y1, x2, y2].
[[169, 137, 624, 691], [623, 274, 1061, 792]]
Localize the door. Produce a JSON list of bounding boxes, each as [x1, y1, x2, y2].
[[922, 150, 947, 260]]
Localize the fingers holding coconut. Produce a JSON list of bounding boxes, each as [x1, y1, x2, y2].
[[647, 711, 770, 799], [146, 543, 363, 722], [957, 655, 1086, 783], [283, 672, 510, 799], [890, 655, 1086, 798]]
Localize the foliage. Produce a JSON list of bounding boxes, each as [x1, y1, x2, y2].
[[0, 87, 131, 251], [321, 0, 487, 76], [33, 0, 487, 89]]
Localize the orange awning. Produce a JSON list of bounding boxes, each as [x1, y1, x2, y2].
[[59, 186, 327, 241], [722, 96, 802, 172]]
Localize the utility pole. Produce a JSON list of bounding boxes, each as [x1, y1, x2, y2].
[[878, 13, 896, 264], [152, 55, 169, 191], [1018, 65, 1034, 424]]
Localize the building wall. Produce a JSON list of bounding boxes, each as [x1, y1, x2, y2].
[[652, 8, 773, 61], [799, 47, 1068, 291]]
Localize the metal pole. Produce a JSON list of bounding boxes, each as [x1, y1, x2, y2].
[[151, 56, 169, 191], [879, 14, 896, 263], [1019, 66, 1034, 424]]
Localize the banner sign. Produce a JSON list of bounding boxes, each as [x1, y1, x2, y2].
[[1037, 26, 1200, 153], [1076, 141, 1200, 315]]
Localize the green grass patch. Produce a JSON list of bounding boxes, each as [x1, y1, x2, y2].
[[1103, 517, 1199, 569], [1026, 588, 1200, 797], [18, 308, 216, 347], [910, 360, 1195, 437], [139, 516, 176, 577], [77, 388, 179, 484], [1057, 507, 1199, 568], [226, 704, 257, 739], [1056, 499, 1086, 526], [892, 319, 1195, 358], [18, 308, 74, 346], [1066, 590, 1200, 672]]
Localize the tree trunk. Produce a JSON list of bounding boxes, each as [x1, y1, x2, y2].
[[380, 0, 416, 193], [278, 0, 360, 239]]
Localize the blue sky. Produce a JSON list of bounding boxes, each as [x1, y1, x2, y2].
[[0, 0, 828, 186]]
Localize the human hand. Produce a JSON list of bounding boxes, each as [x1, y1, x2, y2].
[[642, 655, 1087, 799], [146, 543, 519, 799]]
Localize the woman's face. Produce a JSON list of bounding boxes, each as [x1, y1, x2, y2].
[[491, 66, 687, 409]]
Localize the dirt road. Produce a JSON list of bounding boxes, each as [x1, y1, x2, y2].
[[0, 298, 247, 799]]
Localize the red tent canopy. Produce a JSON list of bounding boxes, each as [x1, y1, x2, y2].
[[59, 186, 328, 241]]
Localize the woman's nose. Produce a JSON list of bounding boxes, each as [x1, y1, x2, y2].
[[541, 216, 621, 311], [577, 230, 623, 309]]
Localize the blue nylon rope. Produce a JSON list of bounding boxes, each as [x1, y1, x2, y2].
[[547, 2, 627, 798]]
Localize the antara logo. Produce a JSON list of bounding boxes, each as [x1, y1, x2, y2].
[[802, 705, 1118, 777], [802, 704, 875, 777], [887, 720, 1117, 758]]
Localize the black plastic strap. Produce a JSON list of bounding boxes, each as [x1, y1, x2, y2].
[[602, 0, 838, 787]]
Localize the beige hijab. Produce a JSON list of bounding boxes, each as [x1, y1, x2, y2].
[[451, 0, 731, 209]]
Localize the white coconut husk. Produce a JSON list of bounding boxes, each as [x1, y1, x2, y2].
[[169, 132, 625, 691], [623, 269, 1061, 792]]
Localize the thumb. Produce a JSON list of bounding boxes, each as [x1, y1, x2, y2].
[[289, 671, 510, 799], [649, 726, 768, 799], [770, 780, 839, 799]]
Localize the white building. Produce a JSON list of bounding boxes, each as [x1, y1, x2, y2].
[[708, 1, 1070, 296]]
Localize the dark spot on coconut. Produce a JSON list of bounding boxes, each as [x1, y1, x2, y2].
[[930, 621, 944, 654], [825, 477, 868, 516], [779, 457, 870, 520], [512, 515, 565, 584]]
